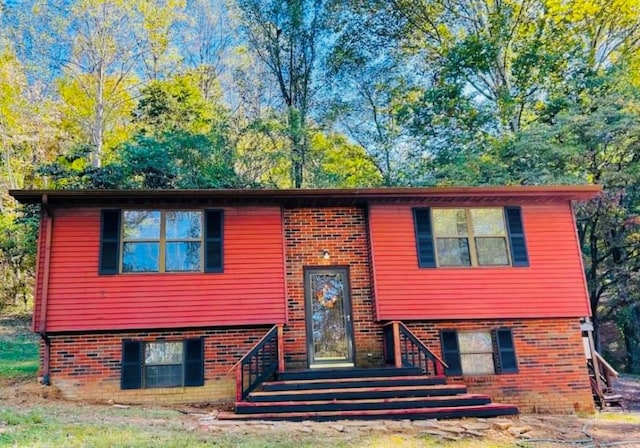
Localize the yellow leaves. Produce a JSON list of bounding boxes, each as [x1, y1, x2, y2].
[[546, 0, 640, 26], [56, 74, 136, 153]]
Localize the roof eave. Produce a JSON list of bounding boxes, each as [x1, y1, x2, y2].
[[8, 185, 603, 206]]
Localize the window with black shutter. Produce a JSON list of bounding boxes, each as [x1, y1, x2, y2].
[[121, 340, 143, 389], [413, 208, 436, 268], [204, 210, 223, 273], [505, 207, 529, 267], [440, 328, 518, 376], [184, 338, 205, 386], [99, 210, 121, 274], [413, 207, 529, 268], [440, 330, 462, 375], [120, 338, 205, 389], [493, 328, 518, 373], [99, 208, 223, 274]]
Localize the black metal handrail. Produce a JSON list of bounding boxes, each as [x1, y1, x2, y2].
[[384, 321, 447, 376], [232, 325, 280, 401]]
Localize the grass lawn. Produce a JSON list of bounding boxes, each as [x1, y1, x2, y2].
[[0, 405, 517, 448], [0, 316, 39, 379]]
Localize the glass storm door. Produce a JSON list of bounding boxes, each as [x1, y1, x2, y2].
[[305, 268, 354, 367]]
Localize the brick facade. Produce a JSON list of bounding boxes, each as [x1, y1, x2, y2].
[[404, 318, 595, 413], [44, 326, 270, 404], [283, 207, 383, 369]]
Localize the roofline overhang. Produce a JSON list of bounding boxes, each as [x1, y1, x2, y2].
[[8, 185, 603, 207]]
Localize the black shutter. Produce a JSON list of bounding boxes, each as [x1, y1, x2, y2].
[[492, 328, 518, 374], [204, 210, 223, 273], [184, 338, 204, 387], [121, 340, 143, 389], [440, 330, 462, 375], [99, 209, 121, 274], [505, 207, 529, 267], [413, 208, 436, 268]]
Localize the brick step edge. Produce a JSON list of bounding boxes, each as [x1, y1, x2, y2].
[[262, 375, 447, 391], [218, 403, 519, 421], [248, 384, 468, 401], [277, 367, 423, 381], [235, 394, 492, 414]]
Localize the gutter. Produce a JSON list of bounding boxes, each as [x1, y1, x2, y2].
[[39, 194, 53, 386]]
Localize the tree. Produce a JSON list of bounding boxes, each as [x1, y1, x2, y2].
[[135, 0, 186, 81], [0, 44, 56, 311], [235, 0, 329, 187], [177, 0, 233, 101], [494, 89, 640, 372], [305, 132, 383, 187], [12, 0, 144, 166]]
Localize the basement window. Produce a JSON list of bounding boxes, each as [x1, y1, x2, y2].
[[144, 342, 184, 388], [121, 338, 204, 390], [440, 328, 518, 376]]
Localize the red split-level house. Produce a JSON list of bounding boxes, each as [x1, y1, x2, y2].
[[10, 186, 602, 420]]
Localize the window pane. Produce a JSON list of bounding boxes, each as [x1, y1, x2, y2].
[[122, 242, 159, 272], [470, 208, 505, 236], [458, 332, 493, 353], [165, 242, 201, 271], [146, 342, 183, 364], [436, 238, 471, 266], [166, 211, 202, 239], [145, 364, 182, 388], [123, 211, 161, 240], [433, 209, 468, 236], [476, 237, 509, 266], [461, 353, 495, 375]]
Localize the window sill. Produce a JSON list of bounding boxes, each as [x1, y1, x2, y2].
[[125, 387, 189, 395]]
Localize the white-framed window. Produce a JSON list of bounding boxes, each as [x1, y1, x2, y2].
[[431, 208, 510, 267], [441, 328, 518, 376], [121, 210, 203, 273], [121, 338, 204, 390], [457, 331, 495, 375], [144, 341, 184, 388]]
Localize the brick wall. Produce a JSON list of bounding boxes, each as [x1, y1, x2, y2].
[[283, 207, 383, 369], [43, 326, 271, 404], [404, 318, 595, 414]]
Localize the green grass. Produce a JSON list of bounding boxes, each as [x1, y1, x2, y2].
[[594, 412, 640, 424], [0, 321, 39, 379]]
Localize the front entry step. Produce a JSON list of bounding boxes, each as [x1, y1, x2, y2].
[[263, 375, 446, 391], [248, 384, 468, 402], [236, 393, 492, 414], [220, 403, 519, 421], [222, 366, 518, 421], [276, 366, 423, 381]]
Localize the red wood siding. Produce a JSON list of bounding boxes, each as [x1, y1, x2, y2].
[[369, 202, 591, 320], [36, 207, 286, 332]]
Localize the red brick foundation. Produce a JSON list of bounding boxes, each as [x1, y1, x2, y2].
[[403, 318, 595, 414], [43, 326, 270, 404]]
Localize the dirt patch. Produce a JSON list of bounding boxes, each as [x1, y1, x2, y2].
[[3, 380, 640, 447], [613, 376, 640, 411]]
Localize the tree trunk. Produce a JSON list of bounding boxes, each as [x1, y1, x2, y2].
[[92, 64, 106, 168]]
